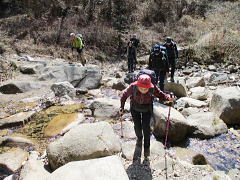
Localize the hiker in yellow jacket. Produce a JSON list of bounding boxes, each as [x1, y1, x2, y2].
[[70, 33, 86, 66]]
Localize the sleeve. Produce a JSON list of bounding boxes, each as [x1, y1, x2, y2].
[[120, 84, 133, 109], [164, 53, 169, 72], [153, 86, 170, 102], [148, 54, 153, 70], [174, 43, 178, 58]]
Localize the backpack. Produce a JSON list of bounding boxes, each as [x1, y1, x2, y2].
[[135, 69, 156, 85], [76, 33, 85, 49]]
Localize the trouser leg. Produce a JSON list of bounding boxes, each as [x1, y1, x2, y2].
[[169, 58, 176, 79], [159, 70, 166, 91], [154, 70, 160, 86], [131, 108, 143, 140], [142, 111, 151, 148]]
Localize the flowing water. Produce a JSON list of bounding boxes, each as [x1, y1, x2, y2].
[[186, 129, 240, 172]]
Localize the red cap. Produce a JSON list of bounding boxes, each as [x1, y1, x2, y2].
[[132, 74, 154, 88]]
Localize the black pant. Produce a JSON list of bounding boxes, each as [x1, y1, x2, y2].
[[154, 70, 167, 91], [131, 108, 151, 149], [168, 57, 176, 78], [128, 58, 135, 73]]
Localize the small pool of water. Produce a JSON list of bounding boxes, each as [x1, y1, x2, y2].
[[186, 129, 240, 172]]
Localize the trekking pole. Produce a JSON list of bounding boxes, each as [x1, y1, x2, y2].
[[120, 114, 124, 138], [164, 93, 174, 180]]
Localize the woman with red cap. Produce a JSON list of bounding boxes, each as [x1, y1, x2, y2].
[[119, 74, 174, 158]]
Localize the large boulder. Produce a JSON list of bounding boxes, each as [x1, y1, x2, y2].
[[189, 87, 207, 100], [208, 72, 229, 84], [210, 87, 240, 125], [38, 65, 102, 89], [89, 98, 130, 119], [51, 81, 76, 98], [152, 103, 188, 143], [47, 156, 129, 180], [164, 79, 187, 97], [47, 121, 121, 170], [187, 112, 228, 138], [0, 82, 42, 94]]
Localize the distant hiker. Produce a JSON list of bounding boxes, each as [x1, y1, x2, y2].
[[163, 37, 178, 82], [69, 33, 86, 66], [148, 44, 169, 91], [119, 74, 174, 158], [130, 34, 140, 49], [125, 41, 137, 73]]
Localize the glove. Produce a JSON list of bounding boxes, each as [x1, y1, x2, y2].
[[119, 108, 124, 115]]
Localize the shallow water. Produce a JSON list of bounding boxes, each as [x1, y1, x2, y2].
[[186, 129, 240, 172]]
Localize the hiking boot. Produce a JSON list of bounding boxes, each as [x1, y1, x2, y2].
[[144, 147, 150, 158], [136, 138, 142, 147], [170, 77, 174, 82]]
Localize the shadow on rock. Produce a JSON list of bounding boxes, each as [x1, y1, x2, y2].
[[126, 144, 153, 180]]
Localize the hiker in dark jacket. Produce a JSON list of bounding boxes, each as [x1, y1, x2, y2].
[[149, 44, 169, 91], [126, 41, 137, 73], [130, 34, 140, 49], [163, 37, 178, 82], [119, 74, 174, 158]]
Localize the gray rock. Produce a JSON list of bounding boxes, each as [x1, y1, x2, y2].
[[181, 107, 202, 117], [209, 72, 229, 84], [210, 87, 240, 125], [153, 103, 188, 143], [47, 156, 129, 180], [51, 81, 76, 98], [38, 65, 101, 89], [0, 82, 42, 94], [176, 97, 208, 108], [164, 80, 187, 97], [189, 87, 207, 100], [201, 171, 231, 180], [112, 80, 127, 91], [186, 77, 205, 89], [208, 65, 217, 72], [19, 64, 44, 74], [112, 121, 136, 139], [89, 98, 130, 119], [0, 136, 34, 148], [0, 111, 36, 128], [187, 112, 228, 138], [47, 121, 121, 170], [19, 159, 50, 180], [0, 148, 29, 174]]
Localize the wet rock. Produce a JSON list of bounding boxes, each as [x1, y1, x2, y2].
[[51, 81, 76, 98], [176, 97, 208, 108], [186, 112, 228, 138], [44, 113, 85, 136], [210, 87, 240, 125], [0, 148, 29, 175], [153, 103, 188, 143], [0, 136, 34, 148], [47, 122, 121, 170], [89, 98, 130, 119], [192, 154, 208, 165], [47, 156, 129, 180], [0, 111, 36, 128], [186, 77, 205, 88], [0, 82, 42, 94]]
